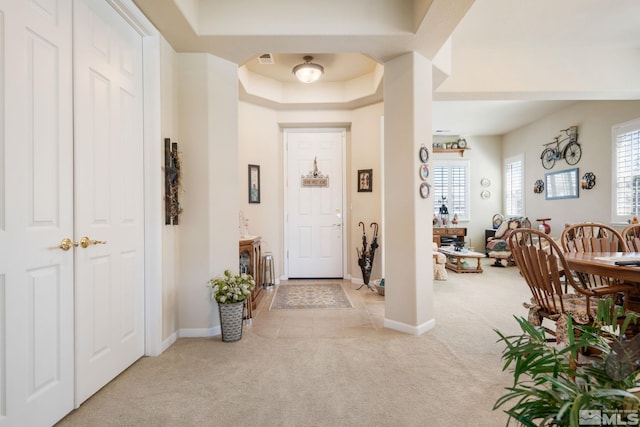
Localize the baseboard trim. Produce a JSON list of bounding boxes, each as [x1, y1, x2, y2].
[[178, 327, 221, 338], [161, 332, 178, 353], [384, 317, 436, 336]]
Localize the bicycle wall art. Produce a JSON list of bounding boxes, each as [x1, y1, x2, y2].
[[540, 125, 582, 170]]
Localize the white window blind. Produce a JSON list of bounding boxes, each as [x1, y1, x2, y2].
[[613, 119, 640, 222], [505, 155, 524, 217], [433, 160, 470, 221]]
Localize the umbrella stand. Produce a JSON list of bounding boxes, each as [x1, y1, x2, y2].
[[356, 221, 379, 291]]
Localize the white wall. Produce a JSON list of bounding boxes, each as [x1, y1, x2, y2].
[[503, 100, 640, 236], [159, 37, 179, 344]]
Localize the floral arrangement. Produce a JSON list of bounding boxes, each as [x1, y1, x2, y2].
[[207, 269, 255, 304]]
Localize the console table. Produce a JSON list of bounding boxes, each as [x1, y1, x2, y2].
[[239, 236, 262, 314], [433, 227, 466, 247]]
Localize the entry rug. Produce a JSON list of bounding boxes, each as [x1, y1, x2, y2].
[[269, 284, 353, 310]]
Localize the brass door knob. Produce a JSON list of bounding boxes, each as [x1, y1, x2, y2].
[[79, 236, 107, 248], [58, 238, 78, 251]]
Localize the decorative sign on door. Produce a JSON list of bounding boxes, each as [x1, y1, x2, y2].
[[301, 156, 329, 187]]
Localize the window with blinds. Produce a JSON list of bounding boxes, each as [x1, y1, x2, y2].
[[613, 119, 640, 222], [433, 160, 470, 221], [504, 155, 524, 217]]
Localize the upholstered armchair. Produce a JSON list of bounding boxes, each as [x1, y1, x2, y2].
[[486, 216, 532, 266], [433, 242, 448, 280]]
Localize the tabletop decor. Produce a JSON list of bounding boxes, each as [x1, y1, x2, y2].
[[208, 269, 255, 342]]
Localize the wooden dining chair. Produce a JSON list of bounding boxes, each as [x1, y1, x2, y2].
[[560, 223, 634, 308], [622, 223, 640, 252], [620, 223, 640, 311], [508, 228, 636, 342], [561, 223, 625, 253]]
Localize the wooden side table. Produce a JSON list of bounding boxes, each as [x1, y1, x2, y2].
[[240, 236, 262, 314]]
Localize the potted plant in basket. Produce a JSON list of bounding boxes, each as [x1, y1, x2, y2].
[[207, 269, 255, 342]]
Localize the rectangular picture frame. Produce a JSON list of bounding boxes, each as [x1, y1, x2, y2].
[[358, 169, 372, 192], [248, 164, 260, 203]]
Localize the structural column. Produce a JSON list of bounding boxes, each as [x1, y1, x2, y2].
[[383, 52, 435, 334], [177, 53, 239, 333]]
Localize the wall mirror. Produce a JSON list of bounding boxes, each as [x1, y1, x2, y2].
[[545, 167, 579, 200]]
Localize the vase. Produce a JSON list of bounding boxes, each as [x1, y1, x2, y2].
[[218, 301, 245, 342]]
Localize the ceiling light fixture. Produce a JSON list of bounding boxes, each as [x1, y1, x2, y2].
[[292, 55, 324, 83]]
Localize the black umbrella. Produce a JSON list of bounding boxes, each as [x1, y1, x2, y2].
[[356, 221, 379, 291], [369, 222, 379, 269]]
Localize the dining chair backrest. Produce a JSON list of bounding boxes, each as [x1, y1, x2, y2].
[[507, 228, 581, 319], [561, 223, 626, 290], [622, 224, 640, 252], [561, 223, 625, 253]]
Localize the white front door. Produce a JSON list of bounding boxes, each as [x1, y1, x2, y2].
[[0, 0, 75, 425], [286, 130, 345, 278], [73, 0, 145, 406]]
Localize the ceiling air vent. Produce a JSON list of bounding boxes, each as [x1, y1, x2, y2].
[[257, 53, 274, 65]]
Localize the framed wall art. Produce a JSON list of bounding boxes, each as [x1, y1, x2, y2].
[[248, 164, 260, 203], [358, 169, 372, 192]]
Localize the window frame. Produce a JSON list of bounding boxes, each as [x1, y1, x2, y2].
[[612, 118, 640, 224], [504, 154, 525, 217], [432, 159, 471, 222]]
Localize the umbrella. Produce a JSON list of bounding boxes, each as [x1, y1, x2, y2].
[[356, 221, 379, 291]]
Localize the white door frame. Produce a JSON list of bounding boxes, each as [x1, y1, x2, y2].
[[282, 127, 348, 280], [107, 0, 163, 356]]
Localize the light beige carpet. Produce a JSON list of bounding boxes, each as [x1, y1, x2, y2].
[[56, 262, 531, 427], [269, 283, 353, 310]]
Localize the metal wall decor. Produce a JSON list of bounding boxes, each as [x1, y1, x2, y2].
[[581, 172, 596, 190], [534, 179, 544, 194], [419, 164, 429, 181], [420, 182, 430, 199], [419, 145, 429, 163], [164, 138, 182, 225], [419, 144, 431, 199], [540, 125, 582, 170]]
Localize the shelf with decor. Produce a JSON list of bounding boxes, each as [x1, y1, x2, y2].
[[432, 147, 470, 157]]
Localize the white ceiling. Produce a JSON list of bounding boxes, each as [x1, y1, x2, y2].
[[132, 0, 640, 136]]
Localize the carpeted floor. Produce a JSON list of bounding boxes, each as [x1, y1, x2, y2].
[[56, 261, 532, 427], [269, 283, 353, 310]]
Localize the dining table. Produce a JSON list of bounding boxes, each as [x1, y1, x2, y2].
[[563, 252, 640, 283]]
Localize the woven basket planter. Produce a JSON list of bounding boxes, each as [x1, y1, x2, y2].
[[218, 301, 244, 343]]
